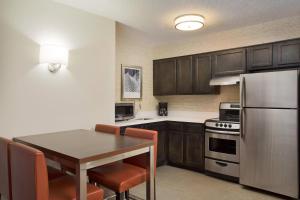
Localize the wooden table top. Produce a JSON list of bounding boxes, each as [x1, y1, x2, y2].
[[14, 129, 153, 163]]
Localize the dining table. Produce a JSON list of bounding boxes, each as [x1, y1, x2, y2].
[[13, 129, 155, 200]]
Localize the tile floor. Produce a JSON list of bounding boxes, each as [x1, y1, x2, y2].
[[128, 166, 285, 200]]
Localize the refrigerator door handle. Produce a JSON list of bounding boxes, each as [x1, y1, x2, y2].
[[240, 76, 245, 138]]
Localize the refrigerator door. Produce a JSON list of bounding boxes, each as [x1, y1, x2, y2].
[[240, 108, 298, 198], [241, 70, 298, 108]]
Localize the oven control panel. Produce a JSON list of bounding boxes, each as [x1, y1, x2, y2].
[[205, 120, 240, 130]]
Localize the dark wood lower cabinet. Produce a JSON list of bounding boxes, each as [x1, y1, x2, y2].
[[144, 123, 167, 166], [121, 122, 168, 167], [120, 121, 205, 171], [157, 130, 167, 166], [167, 122, 205, 172], [167, 131, 184, 165], [184, 133, 205, 171]]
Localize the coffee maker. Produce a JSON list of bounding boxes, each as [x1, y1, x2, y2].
[[158, 102, 168, 116]]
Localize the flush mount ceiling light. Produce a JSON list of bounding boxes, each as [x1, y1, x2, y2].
[[174, 14, 205, 31]]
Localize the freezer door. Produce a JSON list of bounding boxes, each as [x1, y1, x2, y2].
[[240, 108, 298, 198], [241, 70, 298, 108]]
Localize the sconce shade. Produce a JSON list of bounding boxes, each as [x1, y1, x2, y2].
[[40, 45, 69, 66]]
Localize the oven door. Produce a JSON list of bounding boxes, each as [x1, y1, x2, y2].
[[205, 130, 240, 163]]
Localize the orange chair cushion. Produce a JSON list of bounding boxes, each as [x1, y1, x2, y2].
[[49, 176, 103, 200], [88, 162, 146, 193], [95, 124, 120, 135], [0, 137, 13, 200], [124, 128, 158, 175]]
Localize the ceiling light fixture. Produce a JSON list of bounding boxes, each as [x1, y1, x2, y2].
[[174, 14, 205, 31]]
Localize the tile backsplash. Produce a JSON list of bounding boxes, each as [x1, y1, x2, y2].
[[155, 85, 239, 112]]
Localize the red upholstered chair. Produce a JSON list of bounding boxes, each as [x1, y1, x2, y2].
[[88, 128, 158, 200], [95, 124, 120, 135], [0, 137, 62, 200], [9, 142, 104, 200], [0, 137, 13, 200]]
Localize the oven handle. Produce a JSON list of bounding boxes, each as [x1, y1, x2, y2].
[[215, 161, 228, 167], [205, 129, 240, 135]]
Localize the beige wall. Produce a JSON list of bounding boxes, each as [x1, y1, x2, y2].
[[116, 23, 158, 112], [153, 15, 300, 112], [154, 15, 300, 59], [116, 15, 300, 113], [0, 0, 116, 138]]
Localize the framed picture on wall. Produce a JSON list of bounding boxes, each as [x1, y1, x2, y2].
[[121, 66, 142, 99]]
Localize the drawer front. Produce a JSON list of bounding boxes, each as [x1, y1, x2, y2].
[[205, 158, 239, 178], [167, 122, 183, 131], [183, 123, 204, 133], [144, 122, 166, 131]]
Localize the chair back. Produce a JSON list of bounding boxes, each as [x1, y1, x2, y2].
[[0, 137, 13, 200], [9, 142, 49, 200], [124, 128, 158, 175], [95, 124, 120, 135]]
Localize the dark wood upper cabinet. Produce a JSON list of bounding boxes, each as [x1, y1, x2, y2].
[[176, 56, 193, 94], [153, 58, 176, 95], [193, 54, 219, 94], [212, 48, 246, 77], [274, 39, 300, 67], [247, 44, 273, 71], [153, 38, 300, 96]]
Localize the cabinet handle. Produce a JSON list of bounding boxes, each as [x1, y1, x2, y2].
[[215, 161, 228, 167]]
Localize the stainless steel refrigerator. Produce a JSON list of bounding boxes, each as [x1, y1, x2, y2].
[[240, 70, 299, 198]]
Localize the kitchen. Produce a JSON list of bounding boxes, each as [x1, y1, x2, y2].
[[1, 0, 300, 200], [115, 37, 300, 199]]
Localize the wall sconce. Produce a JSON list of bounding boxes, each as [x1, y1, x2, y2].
[[40, 44, 69, 73]]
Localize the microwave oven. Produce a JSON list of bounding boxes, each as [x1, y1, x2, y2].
[[115, 103, 134, 122]]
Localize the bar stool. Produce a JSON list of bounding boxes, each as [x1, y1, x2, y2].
[[88, 128, 157, 200], [9, 142, 104, 200]]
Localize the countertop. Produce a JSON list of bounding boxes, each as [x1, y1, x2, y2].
[[114, 111, 218, 127]]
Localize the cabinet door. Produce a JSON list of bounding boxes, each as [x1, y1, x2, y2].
[[184, 133, 205, 171], [193, 54, 219, 94], [274, 39, 300, 68], [168, 131, 184, 165], [153, 59, 176, 95], [176, 56, 193, 94], [157, 130, 167, 166], [212, 48, 246, 77], [247, 44, 273, 71], [144, 123, 167, 166]]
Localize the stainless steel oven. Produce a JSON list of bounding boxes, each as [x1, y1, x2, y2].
[[205, 130, 240, 163], [205, 102, 240, 180]]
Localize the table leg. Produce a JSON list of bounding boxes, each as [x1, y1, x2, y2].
[[76, 164, 87, 200], [146, 145, 155, 200]]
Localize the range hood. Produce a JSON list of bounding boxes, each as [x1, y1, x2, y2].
[[209, 75, 240, 86]]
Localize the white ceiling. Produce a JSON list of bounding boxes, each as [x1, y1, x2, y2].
[[54, 0, 300, 44]]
